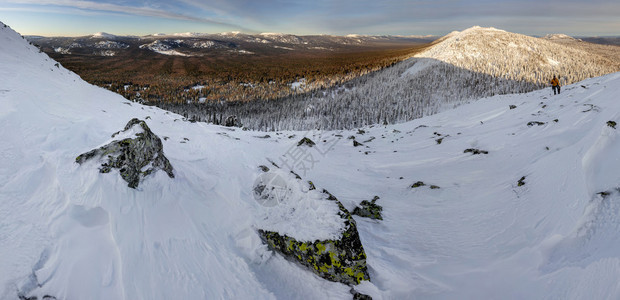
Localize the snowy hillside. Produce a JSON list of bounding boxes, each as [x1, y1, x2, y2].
[[91, 32, 118, 39], [169, 26, 619, 131], [4, 21, 620, 300], [416, 26, 619, 86]]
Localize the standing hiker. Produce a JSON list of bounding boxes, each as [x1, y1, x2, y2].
[[551, 75, 561, 95]]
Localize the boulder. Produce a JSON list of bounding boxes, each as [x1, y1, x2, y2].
[[76, 118, 174, 188], [297, 137, 316, 147], [255, 168, 370, 286], [608, 121, 617, 129]]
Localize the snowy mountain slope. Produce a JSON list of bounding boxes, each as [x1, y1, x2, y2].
[[543, 33, 620, 66], [90, 32, 118, 39], [172, 26, 619, 131], [415, 26, 619, 86], [4, 21, 620, 300]]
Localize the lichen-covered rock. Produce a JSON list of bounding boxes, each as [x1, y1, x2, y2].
[[297, 137, 316, 147], [256, 168, 370, 286], [352, 196, 383, 220], [76, 118, 174, 188], [411, 181, 425, 188]]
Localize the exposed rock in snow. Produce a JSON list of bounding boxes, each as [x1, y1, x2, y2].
[[76, 118, 174, 188], [297, 137, 316, 147], [352, 196, 383, 220], [255, 168, 370, 285]]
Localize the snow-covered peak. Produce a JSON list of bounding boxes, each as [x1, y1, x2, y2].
[[259, 32, 285, 37], [415, 26, 618, 86], [219, 31, 242, 36], [172, 32, 208, 37], [462, 25, 505, 34], [543, 33, 579, 41], [91, 32, 117, 39]]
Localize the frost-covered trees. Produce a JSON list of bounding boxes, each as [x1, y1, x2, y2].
[[153, 27, 619, 131]]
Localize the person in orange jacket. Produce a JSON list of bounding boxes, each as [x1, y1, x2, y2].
[[551, 75, 560, 95]]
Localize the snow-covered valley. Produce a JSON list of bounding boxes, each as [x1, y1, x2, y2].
[[3, 21, 620, 300]]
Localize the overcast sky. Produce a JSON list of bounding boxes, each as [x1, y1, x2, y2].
[[0, 0, 618, 37]]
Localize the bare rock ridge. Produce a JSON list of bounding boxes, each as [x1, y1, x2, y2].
[[75, 118, 174, 188]]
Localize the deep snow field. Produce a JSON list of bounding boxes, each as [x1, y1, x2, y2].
[[2, 22, 620, 299]]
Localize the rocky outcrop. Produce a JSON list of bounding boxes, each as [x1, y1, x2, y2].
[[352, 196, 383, 220], [464, 148, 488, 155], [76, 118, 174, 188], [255, 167, 370, 286], [297, 137, 316, 147]]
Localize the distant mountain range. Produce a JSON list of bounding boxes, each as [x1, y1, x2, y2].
[[26, 32, 437, 57]]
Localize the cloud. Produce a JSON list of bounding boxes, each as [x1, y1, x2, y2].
[[5, 0, 250, 30], [3, 0, 618, 35]]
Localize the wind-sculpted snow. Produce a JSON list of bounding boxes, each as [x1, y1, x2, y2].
[[5, 20, 620, 299]]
